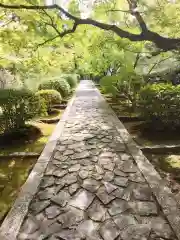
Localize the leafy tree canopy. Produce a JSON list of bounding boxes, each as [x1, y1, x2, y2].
[[0, 0, 180, 84]]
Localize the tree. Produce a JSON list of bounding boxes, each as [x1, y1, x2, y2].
[[1, 0, 180, 52], [0, 1, 78, 90]]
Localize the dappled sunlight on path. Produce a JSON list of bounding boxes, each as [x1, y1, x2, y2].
[[1, 80, 180, 240]]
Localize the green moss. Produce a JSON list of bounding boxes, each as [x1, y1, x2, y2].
[[0, 157, 36, 222], [39, 109, 61, 120], [0, 120, 56, 222], [0, 122, 56, 155], [165, 155, 180, 169]]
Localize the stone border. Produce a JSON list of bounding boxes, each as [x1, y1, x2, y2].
[[118, 115, 144, 122], [0, 153, 40, 159], [0, 90, 78, 240], [94, 84, 180, 240], [141, 144, 180, 154]]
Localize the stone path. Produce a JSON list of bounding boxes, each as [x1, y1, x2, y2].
[[1, 80, 180, 240]]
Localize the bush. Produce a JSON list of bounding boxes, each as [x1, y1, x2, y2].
[[64, 75, 78, 88], [100, 67, 143, 109], [35, 89, 62, 111], [0, 89, 47, 133], [100, 75, 120, 97], [39, 79, 71, 98], [138, 83, 180, 129]]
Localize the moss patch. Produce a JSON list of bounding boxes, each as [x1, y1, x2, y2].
[[40, 109, 61, 120], [0, 122, 56, 155], [0, 157, 36, 222], [123, 121, 180, 146], [145, 153, 180, 194], [0, 120, 56, 223]]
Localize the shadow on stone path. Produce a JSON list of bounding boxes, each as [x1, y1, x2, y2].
[[1, 81, 180, 240]]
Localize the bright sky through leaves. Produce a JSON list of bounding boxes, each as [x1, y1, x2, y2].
[[45, 0, 94, 18]]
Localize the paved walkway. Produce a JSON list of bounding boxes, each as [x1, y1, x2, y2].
[[1, 80, 180, 240]]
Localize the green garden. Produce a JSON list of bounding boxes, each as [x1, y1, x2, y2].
[[1, 0, 180, 223]]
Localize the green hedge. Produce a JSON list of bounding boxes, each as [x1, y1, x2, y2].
[[0, 89, 47, 133], [64, 75, 78, 88], [138, 83, 180, 129], [39, 79, 71, 98], [35, 89, 62, 111]]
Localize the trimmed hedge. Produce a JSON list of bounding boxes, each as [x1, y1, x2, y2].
[[64, 75, 78, 88], [35, 89, 62, 111], [0, 88, 47, 133], [39, 79, 71, 98], [138, 83, 180, 129]]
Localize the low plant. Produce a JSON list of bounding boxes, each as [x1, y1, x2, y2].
[[100, 66, 143, 110], [0, 88, 47, 133], [35, 89, 62, 111], [39, 79, 71, 98], [138, 83, 180, 129], [100, 75, 120, 97], [63, 74, 78, 88]]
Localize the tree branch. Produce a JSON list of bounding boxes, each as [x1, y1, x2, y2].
[[147, 57, 171, 75], [107, 9, 145, 14], [0, 19, 13, 27], [35, 35, 59, 50], [127, 0, 148, 32], [107, 9, 131, 13], [0, 3, 180, 51], [133, 53, 141, 69], [42, 9, 61, 35]]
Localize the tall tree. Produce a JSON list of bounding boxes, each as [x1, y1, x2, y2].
[[0, 0, 180, 51]]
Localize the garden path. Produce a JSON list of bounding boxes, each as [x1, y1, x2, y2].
[[1, 80, 180, 240]]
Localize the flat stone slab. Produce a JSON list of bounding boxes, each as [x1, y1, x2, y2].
[[45, 205, 62, 219], [114, 176, 128, 187], [103, 182, 117, 194], [96, 186, 115, 205], [88, 199, 106, 221], [57, 207, 84, 228], [79, 170, 89, 179], [108, 199, 130, 216], [1, 80, 180, 240], [99, 219, 120, 240], [129, 201, 158, 216], [69, 189, 95, 210], [82, 178, 101, 192], [113, 214, 137, 230], [51, 190, 70, 207], [121, 224, 151, 240]]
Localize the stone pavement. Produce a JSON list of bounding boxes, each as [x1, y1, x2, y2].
[[1, 80, 180, 240]]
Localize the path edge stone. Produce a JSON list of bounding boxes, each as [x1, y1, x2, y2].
[[94, 85, 180, 240], [0, 89, 78, 240]]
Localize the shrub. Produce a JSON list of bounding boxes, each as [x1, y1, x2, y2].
[[100, 75, 120, 97], [100, 67, 143, 109], [0, 88, 47, 133], [64, 75, 78, 88], [39, 79, 71, 98], [138, 83, 180, 129], [35, 89, 62, 111]]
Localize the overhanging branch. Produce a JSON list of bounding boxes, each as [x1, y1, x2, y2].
[[0, 3, 180, 51], [41, 10, 62, 36], [127, 0, 148, 32], [35, 35, 59, 49]]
